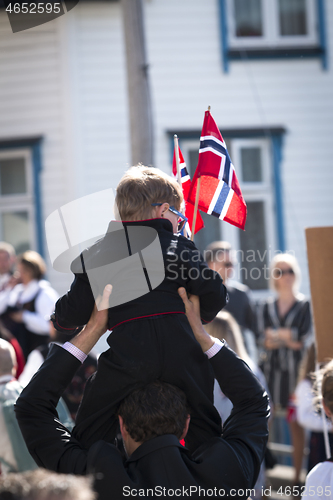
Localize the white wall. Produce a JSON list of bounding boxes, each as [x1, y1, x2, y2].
[[65, 1, 130, 197], [1, 0, 332, 298], [0, 11, 78, 294]]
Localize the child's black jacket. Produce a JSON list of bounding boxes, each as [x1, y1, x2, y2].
[[53, 218, 227, 333]]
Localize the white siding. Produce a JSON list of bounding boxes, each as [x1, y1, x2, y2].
[[66, 1, 130, 197], [1, 0, 332, 298], [0, 12, 74, 294]]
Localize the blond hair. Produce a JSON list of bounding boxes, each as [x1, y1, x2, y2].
[[115, 165, 183, 221], [321, 360, 333, 415], [205, 311, 251, 366], [0, 241, 15, 257], [269, 252, 301, 294], [0, 338, 17, 376], [298, 342, 316, 384], [18, 250, 46, 280]]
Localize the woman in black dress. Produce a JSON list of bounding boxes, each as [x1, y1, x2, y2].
[[258, 253, 312, 487]]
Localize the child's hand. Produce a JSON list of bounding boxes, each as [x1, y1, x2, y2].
[[70, 285, 112, 354], [178, 288, 214, 353]]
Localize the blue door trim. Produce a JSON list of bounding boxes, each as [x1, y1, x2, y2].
[[0, 136, 44, 257], [218, 0, 229, 73], [317, 0, 328, 70], [271, 134, 285, 252]]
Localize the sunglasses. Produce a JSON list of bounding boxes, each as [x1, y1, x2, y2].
[[152, 203, 188, 233], [273, 268, 295, 278]]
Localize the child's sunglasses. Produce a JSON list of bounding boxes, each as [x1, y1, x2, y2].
[[152, 203, 188, 233]]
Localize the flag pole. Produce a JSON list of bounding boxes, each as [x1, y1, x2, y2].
[[191, 106, 210, 241], [174, 135, 182, 186], [316, 361, 331, 459], [191, 176, 201, 241]]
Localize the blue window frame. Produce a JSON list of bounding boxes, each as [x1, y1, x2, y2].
[[219, 0, 328, 72], [0, 137, 44, 256]]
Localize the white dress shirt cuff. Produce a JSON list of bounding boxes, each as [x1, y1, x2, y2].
[[205, 338, 225, 359], [62, 342, 87, 363]]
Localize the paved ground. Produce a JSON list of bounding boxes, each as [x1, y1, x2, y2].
[[265, 466, 306, 499]]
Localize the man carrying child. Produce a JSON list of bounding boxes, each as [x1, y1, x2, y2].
[[52, 166, 227, 453]]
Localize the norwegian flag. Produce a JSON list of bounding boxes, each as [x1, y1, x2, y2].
[[172, 145, 204, 237], [188, 110, 247, 230]]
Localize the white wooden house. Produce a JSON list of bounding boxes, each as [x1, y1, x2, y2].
[[0, 0, 332, 298]]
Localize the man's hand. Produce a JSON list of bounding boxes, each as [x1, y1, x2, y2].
[[178, 288, 214, 353], [70, 284, 112, 355]]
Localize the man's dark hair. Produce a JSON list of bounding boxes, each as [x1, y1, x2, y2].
[[118, 381, 189, 443]]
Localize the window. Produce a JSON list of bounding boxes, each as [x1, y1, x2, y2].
[[219, 0, 327, 71], [0, 149, 36, 254], [178, 133, 282, 295], [228, 0, 317, 48], [234, 0, 263, 38], [223, 139, 276, 292], [279, 0, 308, 36]]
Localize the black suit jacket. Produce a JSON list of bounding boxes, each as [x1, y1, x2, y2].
[[15, 343, 269, 500]]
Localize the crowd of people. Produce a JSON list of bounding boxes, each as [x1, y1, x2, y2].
[[0, 165, 330, 499]]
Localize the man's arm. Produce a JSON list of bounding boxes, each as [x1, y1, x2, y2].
[[178, 288, 270, 488], [15, 286, 113, 474], [209, 343, 269, 486], [15, 345, 88, 474]]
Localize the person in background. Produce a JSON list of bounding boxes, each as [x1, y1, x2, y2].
[[0, 251, 59, 360], [205, 240, 258, 362], [0, 338, 22, 474], [0, 338, 38, 475], [257, 253, 312, 489], [0, 469, 96, 500], [0, 242, 16, 293], [0, 243, 25, 377], [205, 310, 270, 500], [303, 359, 333, 499], [295, 343, 333, 473]]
